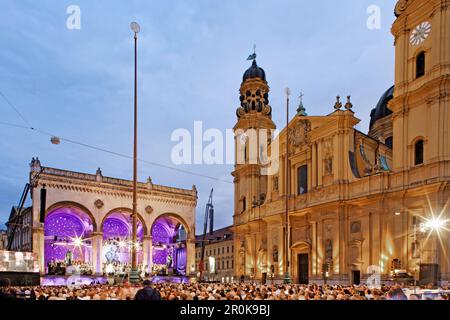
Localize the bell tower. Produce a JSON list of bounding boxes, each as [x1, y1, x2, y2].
[[390, 0, 450, 171], [232, 57, 276, 219]]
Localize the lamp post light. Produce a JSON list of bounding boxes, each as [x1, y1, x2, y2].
[[129, 21, 140, 284], [283, 87, 291, 284]]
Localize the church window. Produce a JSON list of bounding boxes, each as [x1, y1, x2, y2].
[[414, 139, 424, 165], [385, 136, 393, 149], [297, 165, 308, 195], [242, 197, 246, 212], [416, 51, 425, 78]]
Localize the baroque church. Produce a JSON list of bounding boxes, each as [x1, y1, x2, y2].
[[232, 0, 450, 285]]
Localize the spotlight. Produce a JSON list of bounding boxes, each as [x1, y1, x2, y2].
[[118, 241, 126, 248], [72, 237, 83, 247], [424, 218, 446, 232]]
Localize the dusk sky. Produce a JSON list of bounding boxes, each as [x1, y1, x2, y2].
[[0, 0, 397, 231]]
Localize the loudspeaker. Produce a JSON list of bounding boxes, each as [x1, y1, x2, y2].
[[39, 187, 47, 223], [209, 206, 214, 235], [420, 263, 439, 286]]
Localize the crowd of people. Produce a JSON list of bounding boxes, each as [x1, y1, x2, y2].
[[47, 260, 92, 275], [0, 280, 448, 300]]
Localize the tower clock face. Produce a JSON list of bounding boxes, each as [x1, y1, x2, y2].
[[410, 21, 431, 46]]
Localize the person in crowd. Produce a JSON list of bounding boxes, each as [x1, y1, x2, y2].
[[1, 280, 449, 301], [134, 280, 161, 300]]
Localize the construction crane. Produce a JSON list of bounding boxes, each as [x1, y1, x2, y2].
[[198, 188, 214, 281], [7, 168, 43, 250]]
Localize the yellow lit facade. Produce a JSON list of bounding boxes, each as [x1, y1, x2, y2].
[[232, 0, 450, 285]]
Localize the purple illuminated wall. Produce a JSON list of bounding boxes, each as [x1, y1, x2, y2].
[[102, 216, 144, 240], [101, 213, 144, 264], [151, 216, 187, 275], [44, 209, 93, 268]]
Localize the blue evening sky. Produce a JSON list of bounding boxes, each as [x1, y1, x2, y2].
[[0, 0, 397, 232]]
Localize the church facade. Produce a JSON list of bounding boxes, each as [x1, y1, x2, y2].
[[232, 0, 450, 285]]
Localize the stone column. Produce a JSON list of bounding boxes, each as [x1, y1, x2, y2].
[[142, 235, 152, 274], [31, 185, 45, 275], [91, 232, 103, 275], [311, 143, 317, 188], [338, 205, 347, 279], [32, 226, 45, 275], [317, 140, 323, 186], [186, 237, 196, 276], [310, 221, 318, 277]]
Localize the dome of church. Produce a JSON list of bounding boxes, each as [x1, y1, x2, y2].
[[243, 60, 266, 81], [369, 85, 394, 130]]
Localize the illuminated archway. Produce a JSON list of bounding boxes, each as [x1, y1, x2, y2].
[[101, 209, 146, 271], [44, 204, 94, 274], [151, 214, 188, 276]]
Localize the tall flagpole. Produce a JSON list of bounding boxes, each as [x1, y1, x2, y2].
[[284, 87, 291, 284], [130, 21, 140, 283]]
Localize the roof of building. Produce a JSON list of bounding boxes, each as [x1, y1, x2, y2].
[[7, 206, 32, 223], [195, 225, 233, 245], [243, 60, 266, 82], [369, 85, 394, 130]]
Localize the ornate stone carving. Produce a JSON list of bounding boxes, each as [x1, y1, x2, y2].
[[262, 104, 271, 116], [395, 0, 410, 17], [323, 138, 333, 175], [30, 157, 42, 173], [344, 95, 353, 111], [257, 247, 268, 272], [334, 96, 342, 110], [351, 221, 361, 233], [145, 205, 153, 214], [323, 138, 333, 158], [272, 175, 279, 191], [291, 226, 310, 245], [94, 199, 104, 209], [325, 239, 333, 263], [324, 158, 333, 175], [272, 246, 278, 263], [310, 185, 338, 202], [236, 106, 246, 118], [289, 119, 311, 148], [96, 168, 103, 182]]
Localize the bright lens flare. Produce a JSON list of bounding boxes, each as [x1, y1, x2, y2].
[[424, 218, 446, 232], [72, 237, 83, 247]]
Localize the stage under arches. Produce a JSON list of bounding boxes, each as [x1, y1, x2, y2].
[[43, 206, 190, 279], [40, 274, 190, 286]]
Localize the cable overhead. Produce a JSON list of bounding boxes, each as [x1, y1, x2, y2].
[[0, 90, 33, 128], [0, 91, 233, 184]]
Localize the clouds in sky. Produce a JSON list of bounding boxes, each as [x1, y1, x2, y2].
[[0, 0, 396, 231]]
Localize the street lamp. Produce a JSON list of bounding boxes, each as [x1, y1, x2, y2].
[[283, 87, 291, 284], [129, 21, 140, 284]]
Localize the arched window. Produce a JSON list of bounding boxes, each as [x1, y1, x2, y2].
[[414, 139, 424, 165], [416, 52, 425, 78], [242, 197, 246, 212], [385, 136, 393, 149], [297, 165, 308, 195]]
